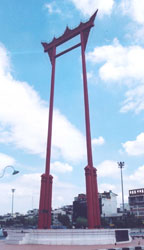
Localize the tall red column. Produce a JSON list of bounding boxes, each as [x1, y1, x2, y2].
[[81, 32, 101, 228], [92, 168, 101, 227], [38, 47, 56, 229]]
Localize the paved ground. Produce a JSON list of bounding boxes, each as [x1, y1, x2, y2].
[[0, 238, 144, 250]]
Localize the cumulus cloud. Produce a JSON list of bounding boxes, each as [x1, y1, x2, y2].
[[0, 43, 86, 163], [131, 26, 144, 45], [0, 172, 40, 214], [99, 183, 117, 193], [51, 161, 73, 173], [120, 0, 144, 24], [122, 165, 144, 204], [96, 160, 119, 177], [53, 111, 86, 162], [70, 0, 114, 17], [129, 165, 144, 183], [0, 153, 15, 172], [122, 133, 144, 156], [92, 136, 105, 146], [96, 161, 144, 205], [87, 39, 144, 114], [1, 158, 144, 214], [87, 38, 144, 84], [0, 171, 82, 214]]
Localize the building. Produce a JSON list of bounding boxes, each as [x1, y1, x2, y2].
[[100, 191, 118, 217], [129, 188, 144, 217], [73, 194, 87, 223], [62, 205, 73, 223], [51, 205, 73, 228], [27, 209, 38, 218], [118, 203, 130, 213], [52, 208, 66, 227], [73, 191, 118, 223]]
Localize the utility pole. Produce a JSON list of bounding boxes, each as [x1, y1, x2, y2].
[[117, 162, 125, 213], [11, 188, 15, 216]]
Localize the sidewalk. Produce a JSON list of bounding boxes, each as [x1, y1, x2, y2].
[[0, 238, 143, 250]]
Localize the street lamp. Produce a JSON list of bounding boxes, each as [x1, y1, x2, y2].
[[0, 165, 19, 178], [117, 161, 125, 213], [11, 188, 15, 216]]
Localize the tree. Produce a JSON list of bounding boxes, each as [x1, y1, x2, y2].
[[75, 217, 88, 228], [58, 214, 71, 228]]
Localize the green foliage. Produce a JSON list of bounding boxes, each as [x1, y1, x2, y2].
[[75, 216, 88, 228], [1, 215, 38, 228], [102, 213, 144, 229], [58, 214, 71, 228], [101, 217, 109, 227], [124, 214, 143, 228], [5, 218, 14, 226]]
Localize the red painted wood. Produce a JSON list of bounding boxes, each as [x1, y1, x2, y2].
[[38, 47, 56, 229]]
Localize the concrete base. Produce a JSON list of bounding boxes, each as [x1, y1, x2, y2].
[[6, 229, 131, 245]]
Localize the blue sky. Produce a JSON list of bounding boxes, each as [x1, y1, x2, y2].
[[1, 0, 144, 215]]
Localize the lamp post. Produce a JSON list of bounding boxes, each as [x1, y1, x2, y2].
[[0, 165, 19, 178], [117, 161, 125, 213], [11, 188, 15, 216]]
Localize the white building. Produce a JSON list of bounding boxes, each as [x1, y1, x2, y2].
[[52, 208, 66, 227], [27, 209, 38, 217], [100, 191, 117, 217]]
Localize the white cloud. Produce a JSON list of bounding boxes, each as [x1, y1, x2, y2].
[[96, 160, 119, 177], [99, 183, 117, 193], [120, 0, 144, 24], [121, 85, 144, 114], [51, 161, 73, 173], [0, 172, 83, 214], [87, 38, 144, 84], [96, 160, 144, 206], [1, 158, 144, 214], [0, 43, 86, 163], [0, 173, 41, 214], [44, 2, 61, 14], [53, 110, 86, 162], [52, 176, 82, 208], [122, 132, 144, 156], [122, 165, 144, 204], [92, 136, 105, 146], [70, 0, 114, 17], [0, 153, 15, 172], [97, 162, 144, 206], [129, 165, 144, 184], [134, 27, 144, 44], [87, 39, 144, 114]]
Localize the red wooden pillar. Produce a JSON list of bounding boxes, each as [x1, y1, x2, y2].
[[80, 32, 93, 168], [38, 47, 56, 229], [92, 167, 101, 227], [47, 175, 53, 228], [38, 174, 47, 228], [85, 166, 94, 228], [81, 31, 100, 228]]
